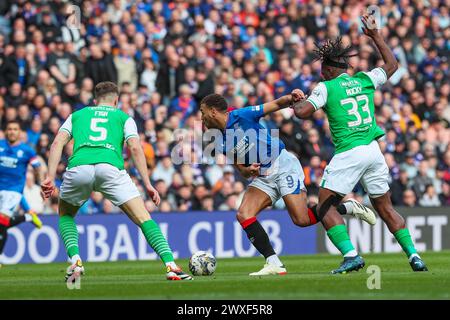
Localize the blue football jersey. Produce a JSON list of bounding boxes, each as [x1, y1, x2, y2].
[[222, 105, 285, 173], [0, 140, 40, 193]]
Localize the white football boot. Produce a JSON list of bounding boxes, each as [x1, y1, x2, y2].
[[65, 259, 85, 283], [166, 265, 193, 281], [344, 199, 377, 225], [249, 264, 287, 276]]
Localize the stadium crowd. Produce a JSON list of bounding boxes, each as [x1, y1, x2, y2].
[[0, 0, 448, 215]]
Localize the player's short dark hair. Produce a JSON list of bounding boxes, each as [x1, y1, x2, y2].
[[94, 81, 119, 100], [200, 93, 228, 112], [314, 36, 357, 69], [6, 119, 22, 130]]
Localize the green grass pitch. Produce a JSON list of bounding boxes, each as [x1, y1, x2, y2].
[[1, 251, 449, 300]]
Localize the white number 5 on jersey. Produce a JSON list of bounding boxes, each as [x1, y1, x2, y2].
[[89, 118, 108, 141]]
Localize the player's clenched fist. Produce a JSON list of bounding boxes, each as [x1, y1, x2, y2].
[[247, 163, 261, 177], [291, 89, 306, 102], [361, 14, 379, 38], [145, 184, 161, 206], [40, 177, 55, 199]]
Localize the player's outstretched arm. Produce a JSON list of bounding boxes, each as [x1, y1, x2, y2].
[[292, 100, 316, 119], [41, 131, 71, 198], [127, 137, 161, 206], [361, 14, 398, 78], [261, 91, 303, 115], [290, 88, 316, 119]]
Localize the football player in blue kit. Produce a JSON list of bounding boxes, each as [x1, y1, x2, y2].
[[0, 120, 43, 262], [199, 92, 376, 276]]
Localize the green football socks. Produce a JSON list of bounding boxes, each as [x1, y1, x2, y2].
[[140, 219, 174, 264], [327, 224, 356, 257], [59, 215, 80, 258], [394, 228, 418, 258]]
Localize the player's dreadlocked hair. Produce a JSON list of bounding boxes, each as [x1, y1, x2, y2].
[[313, 36, 357, 69]]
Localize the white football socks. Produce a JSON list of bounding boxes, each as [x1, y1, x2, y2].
[[71, 254, 81, 265], [344, 250, 358, 258], [408, 253, 420, 262], [166, 261, 177, 269], [266, 254, 284, 267]]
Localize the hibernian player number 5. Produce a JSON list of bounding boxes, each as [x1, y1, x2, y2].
[[89, 118, 108, 142]]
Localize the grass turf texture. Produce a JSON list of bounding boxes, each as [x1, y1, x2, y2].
[[1, 251, 449, 300]]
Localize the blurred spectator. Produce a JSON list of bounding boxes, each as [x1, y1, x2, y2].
[[280, 119, 303, 156], [26, 116, 42, 147], [399, 104, 422, 133], [140, 57, 157, 94], [402, 189, 417, 207], [440, 181, 450, 206], [47, 37, 76, 90], [201, 195, 215, 212], [84, 192, 105, 215], [151, 155, 175, 186], [400, 152, 418, 180], [218, 193, 239, 211], [1, 44, 27, 87], [156, 53, 186, 104], [302, 128, 329, 162], [419, 184, 441, 207], [194, 66, 214, 101], [5, 82, 23, 107], [213, 180, 234, 209], [390, 169, 410, 206], [412, 161, 436, 198], [169, 84, 198, 124], [192, 184, 210, 211], [103, 199, 121, 214], [86, 43, 117, 85], [38, 8, 60, 44], [176, 184, 192, 212], [303, 155, 325, 195], [114, 43, 137, 91], [107, 0, 125, 24], [159, 200, 172, 213], [23, 170, 44, 213]]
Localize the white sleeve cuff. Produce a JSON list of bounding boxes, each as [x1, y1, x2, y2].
[[59, 114, 73, 137], [306, 82, 327, 110], [124, 118, 139, 141], [364, 67, 387, 89]]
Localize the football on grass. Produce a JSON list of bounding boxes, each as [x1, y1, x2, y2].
[[189, 251, 217, 276]]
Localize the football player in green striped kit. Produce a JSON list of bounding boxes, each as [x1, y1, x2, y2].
[[41, 81, 193, 282], [292, 14, 427, 273]]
